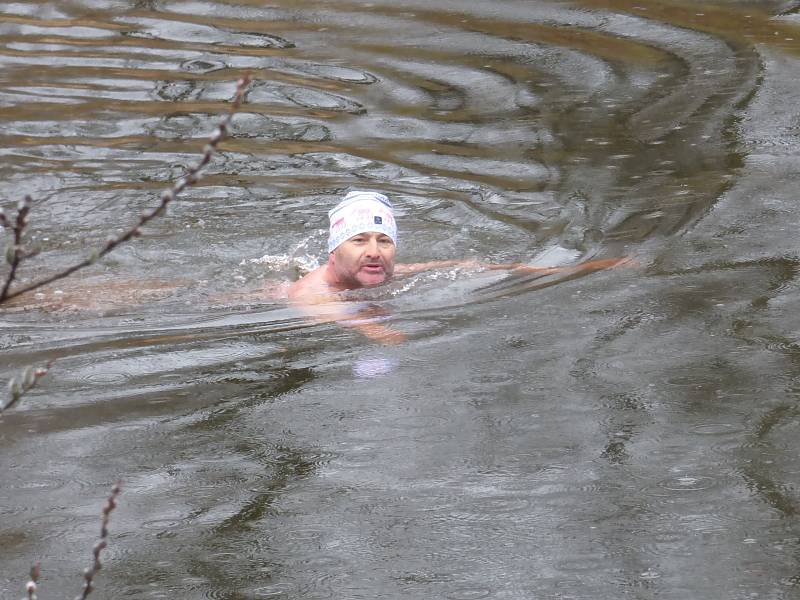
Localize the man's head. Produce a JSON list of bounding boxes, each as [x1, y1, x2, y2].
[[327, 191, 397, 288]]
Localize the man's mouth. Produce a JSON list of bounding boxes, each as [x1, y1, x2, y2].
[[361, 263, 385, 274]]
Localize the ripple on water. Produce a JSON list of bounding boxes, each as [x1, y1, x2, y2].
[[444, 586, 493, 600], [399, 418, 458, 443], [246, 82, 365, 114], [205, 587, 238, 600], [633, 512, 743, 560], [206, 550, 246, 564], [149, 112, 214, 139], [141, 517, 184, 536], [249, 583, 297, 598], [154, 79, 202, 102], [391, 413, 449, 430], [329, 445, 384, 470], [468, 371, 518, 386], [14, 476, 69, 492], [279, 526, 326, 545], [291, 63, 378, 85], [0, 2, 68, 17], [118, 16, 294, 48], [0, 500, 31, 518], [25, 513, 72, 529], [339, 412, 452, 446], [66, 341, 267, 386], [23, 511, 101, 543], [84, 371, 132, 385], [108, 421, 152, 434], [690, 422, 745, 436], [656, 475, 717, 492], [179, 58, 228, 74], [440, 496, 533, 524], [553, 551, 617, 579], [229, 113, 332, 142], [407, 153, 551, 184]]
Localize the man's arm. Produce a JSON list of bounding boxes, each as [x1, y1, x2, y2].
[[1, 277, 187, 311], [395, 256, 631, 276], [394, 259, 479, 274]]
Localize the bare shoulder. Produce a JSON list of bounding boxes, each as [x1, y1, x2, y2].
[[287, 266, 333, 303]]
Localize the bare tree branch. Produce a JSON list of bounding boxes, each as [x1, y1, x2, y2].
[[1, 362, 51, 414], [26, 563, 40, 600], [0, 74, 251, 305], [0, 195, 32, 301], [77, 482, 122, 600], [21, 485, 121, 600]]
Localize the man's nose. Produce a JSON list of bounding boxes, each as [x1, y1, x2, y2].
[[365, 238, 380, 256]]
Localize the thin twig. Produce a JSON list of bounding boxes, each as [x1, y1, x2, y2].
[[26, 563, 40, 600], [0, 74, 250, 305], [1, 361, 51, 414], [77, 482, 121, 600], [0, 195, 32, 301]]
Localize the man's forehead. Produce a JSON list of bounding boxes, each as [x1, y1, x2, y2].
[[348, 231, 393, 239]]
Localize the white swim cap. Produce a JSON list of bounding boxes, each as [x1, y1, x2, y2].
[[327, 191, 397, 253]]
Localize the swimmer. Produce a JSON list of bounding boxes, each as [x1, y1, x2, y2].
[[2, 190, 628, 342], [287, 190, 630, 343], [289, 190, 628, 302]]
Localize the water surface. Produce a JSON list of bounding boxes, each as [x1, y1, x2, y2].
[[2, 1, 800, 598]]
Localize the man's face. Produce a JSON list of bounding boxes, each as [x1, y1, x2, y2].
[[330, 231, 396, 288]]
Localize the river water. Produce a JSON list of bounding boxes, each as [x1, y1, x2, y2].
[[2, 0, 800, 598]]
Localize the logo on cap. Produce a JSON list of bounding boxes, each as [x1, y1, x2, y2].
[[374, 216, 383, 224]]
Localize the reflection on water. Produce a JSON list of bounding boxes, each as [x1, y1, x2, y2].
[[2, 0, 800, 598]]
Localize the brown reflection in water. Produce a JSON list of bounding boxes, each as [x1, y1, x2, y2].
[[577, 0, 800, 55], [348, 11, 669, 67]]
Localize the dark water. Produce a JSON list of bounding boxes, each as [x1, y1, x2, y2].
[[2, 0, 800, 598]]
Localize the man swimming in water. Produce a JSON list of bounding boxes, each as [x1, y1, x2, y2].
[[288, 190, 625, 302], [288, 190, 400, 300], [4, 190, 623, 329], [287, 190, 628, 342]]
